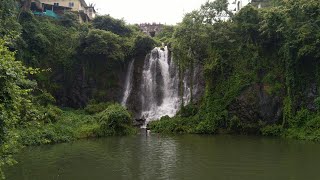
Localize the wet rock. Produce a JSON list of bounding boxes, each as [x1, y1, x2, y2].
[[155, 60, 164, 106], [304, 83, 318, 111], [151, 48, 159, 59], [228, 84, 283, 124], [126, 54, 146, 118], [133, 118, 146, 127]]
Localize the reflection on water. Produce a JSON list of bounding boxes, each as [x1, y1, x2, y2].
[[139, 135, 177, 179], [5, 134, 320, 180]]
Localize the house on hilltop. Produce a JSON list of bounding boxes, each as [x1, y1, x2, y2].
[[31, 0, 96, 22], [139, 23, 163, 37], [230, 0, 271, 13]]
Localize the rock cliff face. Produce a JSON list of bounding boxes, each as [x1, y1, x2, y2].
[[228, 84, 283, 124], [54, 58, 127, 108], [53, 47, 319, 128], [126, 54, 146, 118], [50, 43, 207, 121], [227, 81, 319, 127]]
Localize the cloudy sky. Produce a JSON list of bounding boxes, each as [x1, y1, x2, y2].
[[87, 0, 209, 25]]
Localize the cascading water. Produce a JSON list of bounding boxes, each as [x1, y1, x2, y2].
[[183, 77, 191, 105], [121, 59, 135, 106], [140, 47, 181, 125], [121, 46, 194, 126]]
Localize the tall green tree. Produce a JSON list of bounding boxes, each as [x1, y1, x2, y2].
[[0, 0, 21, 45], [92, 15, 132, 36], [0, 39, 36, 178]]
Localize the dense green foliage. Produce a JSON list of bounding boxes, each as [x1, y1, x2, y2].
[[0, 2, 144, 177], [18, 110, 98, 146], [154, 25, 175, 45], [18, 104, 135, 146], [92, 15, 132, 36], [0, 40, 28, 178], [150, 0, 320, 141], [1, 0, 320, 177], [0, 0, 21, 45], [84, 101, 113, 114], [13, 11, 156, 107], [99, 104, 136, 136]]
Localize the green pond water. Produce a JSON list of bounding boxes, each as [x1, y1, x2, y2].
[[5, 134, 320, 180]]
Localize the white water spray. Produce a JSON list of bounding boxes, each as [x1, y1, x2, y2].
[[121, 60, 135, 106], [140, 47, 181, 125], [121, 47, 192, 127]]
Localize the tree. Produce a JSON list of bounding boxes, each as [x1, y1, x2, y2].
[[133, 34, 156, 56], [0, 0, 21, 45], [198, 0, 232, 24], [83, 29, 126, 61], [92, 15, 132, 36], [0, 39, 35, 178], [98, 104, 133, 136], [59, 12, 80, 28]]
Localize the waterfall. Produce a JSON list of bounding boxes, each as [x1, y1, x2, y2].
[[121, 46, 194, 126], [140, 47, 181, 124], [121, 59, 135, 106], [183, 77, 191, 105]]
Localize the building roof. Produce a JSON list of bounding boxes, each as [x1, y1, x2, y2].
[[86, 6, 96, 13], [79, 0, 88, 8]]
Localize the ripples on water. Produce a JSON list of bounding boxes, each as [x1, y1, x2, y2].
[[5, 135, 320, 180]]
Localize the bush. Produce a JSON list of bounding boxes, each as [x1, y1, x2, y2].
[[133, 35, 157, 56], [19, 110, 100, 146], [226, 115, 263, 134], [44, 105, 63, 123], [92, 15, 132, 36], [289, 108, 313, 128], [227, 115, 241, 131], [59, 12, 79, 27], [261, 124, 283, 136], [195, 119, 218, 134], [305, 116, 320, 130], [149, 116, 185, 134], [178, 104, 198, 117], [284, 113, 320, 141], [84, 101, 112, 114], [34, 91, 56, 106], [314, 97, 320, 111], [98, 104, 135, 136]]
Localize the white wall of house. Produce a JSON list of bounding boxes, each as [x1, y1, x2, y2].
[[86, 7, 96, 19], [39, 0, 97, 21], [229, 0, 252, 13], [40, 0, 85, 11]]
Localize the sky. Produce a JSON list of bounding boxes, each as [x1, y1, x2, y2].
[[87, 0, 209, 25]]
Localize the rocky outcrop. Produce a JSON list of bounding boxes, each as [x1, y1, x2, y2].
[[303, 83, 318, 111], [54, 58, 127, 108], [228, 84, 283, 124], [126, 54, 146, 118], [133, 118, 146, 127], [181, 60, 205, 104]]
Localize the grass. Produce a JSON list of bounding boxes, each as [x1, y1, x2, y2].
[[18, 110, 101, 146]]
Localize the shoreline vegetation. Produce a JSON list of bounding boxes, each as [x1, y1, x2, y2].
[[18, 103, 138, 147], [1, 0, 320, 178]]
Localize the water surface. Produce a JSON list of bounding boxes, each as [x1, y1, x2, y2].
[[5, 134, 320, 180]]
